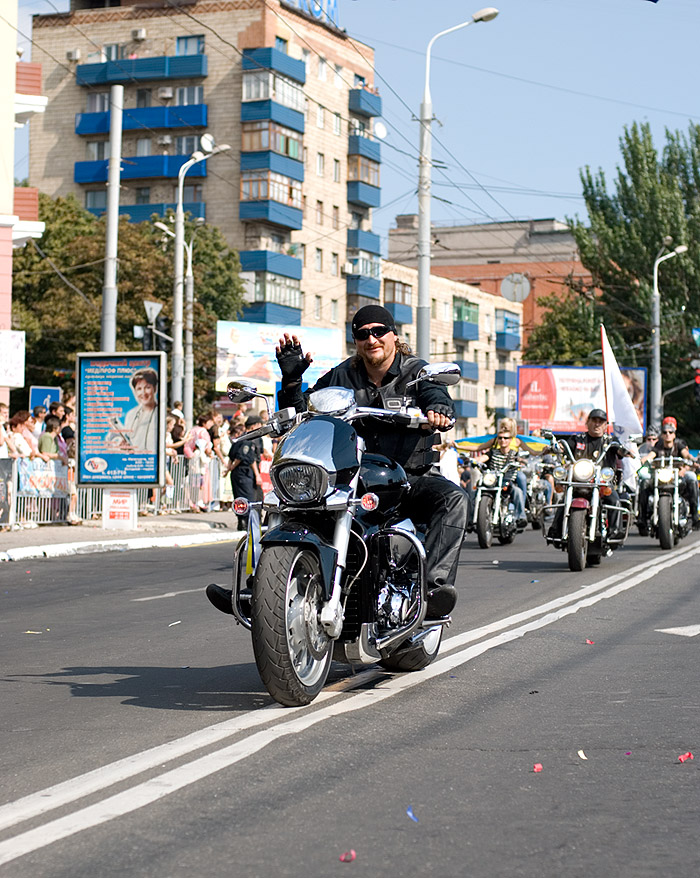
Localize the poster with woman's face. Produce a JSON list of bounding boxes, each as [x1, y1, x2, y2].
[[76, 353, 166, 487]]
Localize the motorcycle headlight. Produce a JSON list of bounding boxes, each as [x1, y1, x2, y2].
[[600, 466, 615, 483], [656, 467, 674, 484], [572, 459, 595, 482], [482, 472, 497, 487], [553, 466, 567, 482], [273, 463, 327, 503]]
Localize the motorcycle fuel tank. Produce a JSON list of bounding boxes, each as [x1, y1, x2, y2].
[[358, 453, 410, 518]]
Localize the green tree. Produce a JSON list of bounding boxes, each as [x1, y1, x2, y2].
[[11, 194, 244, 409]]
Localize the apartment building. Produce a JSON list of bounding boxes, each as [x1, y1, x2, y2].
[[29, 0, 381, 336]]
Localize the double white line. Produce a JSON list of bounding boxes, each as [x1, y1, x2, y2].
[[1, 544, 698, 867]]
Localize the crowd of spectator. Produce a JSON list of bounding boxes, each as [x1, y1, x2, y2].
[[0, 397, 77, 464]]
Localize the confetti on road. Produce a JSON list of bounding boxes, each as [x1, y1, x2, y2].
[[578, 750, 588, 760], [530, 579, 539, 583], [25, 570, 30, 574], [406, 806, 419, 823], [529, 690, 539, 695], [533, 763, 543, 773], [492, 560, 499, 565], [168, 621, 182, 627], [585, 639, 595, 645], [24, 631, 42, 635], [678, 752, 694, 763], [625, 752, 632, 756], [339, 850, 356, 863]]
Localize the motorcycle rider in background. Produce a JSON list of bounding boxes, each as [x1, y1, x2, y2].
[[639, 416, 700, 530], [475, 429, 528, 529]]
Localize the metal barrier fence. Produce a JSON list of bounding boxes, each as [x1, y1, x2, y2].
[[3, 456, 224, 527]]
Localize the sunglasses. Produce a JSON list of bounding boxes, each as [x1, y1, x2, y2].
[[353, 325, 393, 341], [497, 435, 511, 441], [662, 429, 675, 434]]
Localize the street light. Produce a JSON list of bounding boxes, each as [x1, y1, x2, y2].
[[651, 238, 688, 425], [416, 7, 499, 362], [172, 136, 230, 412]]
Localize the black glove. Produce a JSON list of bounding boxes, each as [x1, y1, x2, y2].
[[427, 403, 454, 419], [276, 338, 311, 385]]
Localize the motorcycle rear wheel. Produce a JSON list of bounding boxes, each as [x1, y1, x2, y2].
[[379, 626, 443, 672], [252, 545, 333, 706], [567, 507, 588, 572], [476, 496, 493, 549], [658, 495, 673, 550]]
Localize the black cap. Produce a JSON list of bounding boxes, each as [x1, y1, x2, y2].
[[351, 304, 396, 335], [245, 414, 262, 427], [588, 408, 608, 421]]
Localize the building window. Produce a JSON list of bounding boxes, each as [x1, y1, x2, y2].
[[183, 183, 203, 202], [103, 43, 121, 61], [314, 295, 322, 318], [354, 73, 366, 87], [485, 352, 490, 370], [87, 92, 109, 113], [333, 159, 341, 183], [240, 170, 302, 208], [315, 200, 324, 224], [350, 211, 363, 230], [135, 187, 150, 204], [318, 56, 327, 81], [242, 71, 304, 113], [331, 299, 338, 322], [86, 141, 110, 161], [316, 153, 325, 177], [347, 155, 380, 187], [331, 253, 339, 276], [136, 138, 151, 157], [176, 85, 204, 106], [334, 64, 343, 87], [136, 89, 151, 108], [350, 117, 367, 137], [484, 388, 490, 408], [334, 112, 342, 136], [347, 249, 381, 279], [252, 272, 301, 309], [453, 297, 479, 323], [85, 189, 106, 209], [241, 121, 302, 159], [495, 309, 520, 334], [332, 205, 340, 230], [176, 35, 204, 56], [301, 48, 310, 67], [431, 298, 437, 319], [384, 280, 412, 305], [176, 135, 199, 155], [316, 105, 324, 129], [299, 243, 306, 266], [430, 338, 437, 357], [275, 36, 288, 54], [315, 248, 323, 272]]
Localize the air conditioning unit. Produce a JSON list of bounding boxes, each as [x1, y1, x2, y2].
[[131, 28, 147, 41], [66, 48, 81, 62], [157, 86, 174, 101], [341, 262, 354, 275], [157, 135, 172, 146]]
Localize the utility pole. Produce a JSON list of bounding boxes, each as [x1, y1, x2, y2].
[[101, 84, 123, 353]]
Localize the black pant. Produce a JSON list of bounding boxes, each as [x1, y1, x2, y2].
[[401, 471, 469, 592]]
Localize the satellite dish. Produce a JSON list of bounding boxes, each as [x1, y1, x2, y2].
[[500, 273, 531, 303], [199, 133, 215, 154], [374, 121, 388, 140]]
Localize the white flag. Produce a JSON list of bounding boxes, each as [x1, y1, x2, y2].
[[600, 324, 643, 445]]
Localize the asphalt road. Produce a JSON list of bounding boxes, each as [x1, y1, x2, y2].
[[1, 527, 699, 877]]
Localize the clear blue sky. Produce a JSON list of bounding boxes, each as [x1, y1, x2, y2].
[[16, 0, 700, 253]]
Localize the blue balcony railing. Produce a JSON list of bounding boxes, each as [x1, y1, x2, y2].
[[346, 228, 381, 254], [347, 180, 380, 208], [455, 360, 479, 382], [454, 400, 478, 419], [347, 134, 380, 162], [384, 302, 412, 325], [348, 88, 382, 118], [242, 301, 301, 326], [453, 320, 479, 342], [495, 332, 520, 351], [346, 276, 380, 298], [242, 48, 306, 84], [239, 250, 302, 280], [495, 369, 518, 387], [241, 100, 304, 133], [76, 104, 207, 136], [75, 155, 208, 183], [240, 151, 304, 182], [239, 200, 303, 230], [76, 54, 207, 86], [86, 202, 206, 222]]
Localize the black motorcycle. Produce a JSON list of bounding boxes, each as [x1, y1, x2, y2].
[[222, 363, 460, 707], [468, 460, 521, 548], [638, 456, 692, 550]]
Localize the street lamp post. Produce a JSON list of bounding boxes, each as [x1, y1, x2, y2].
[[651, 239, 688, 426], [172, 137, 230, 409], [416, 7, 499, 363]]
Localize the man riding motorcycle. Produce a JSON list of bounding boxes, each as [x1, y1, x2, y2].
[[639, 416, 700, 530], [475, 429, 528, 529], [207, 304, 468, 622]]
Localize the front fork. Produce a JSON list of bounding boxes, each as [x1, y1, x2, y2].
[[319, 509, 353, 637]]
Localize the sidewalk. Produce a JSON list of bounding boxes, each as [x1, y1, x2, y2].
[[0, 510, 243, 562]]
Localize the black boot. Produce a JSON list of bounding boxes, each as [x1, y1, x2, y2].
[[426, 584, 457, 620]]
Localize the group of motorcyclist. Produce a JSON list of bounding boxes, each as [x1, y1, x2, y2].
[[207, 305, 699, 625]]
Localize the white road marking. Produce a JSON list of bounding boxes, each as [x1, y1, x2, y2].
[[132, 587, 204, 602], [0, 543, 699, 866], [655, 624, 700, 637]]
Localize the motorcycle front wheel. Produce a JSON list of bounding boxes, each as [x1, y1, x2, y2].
[[380, 626, 443, 672], [657, 494, 673, 550], [476, 496, 493, 549], [252, 545, 333, 706], [567, 507, 588, 572]]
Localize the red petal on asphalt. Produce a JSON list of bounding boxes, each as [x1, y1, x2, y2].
[[625, 752, 632, 756], [586, 639, 595, 645], [339, 850, 356, 863], [533, 763, 543, 772], [678, 752, 694, 763]]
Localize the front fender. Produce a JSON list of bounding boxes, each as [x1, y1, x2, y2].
[[261, 522, 338, 599]]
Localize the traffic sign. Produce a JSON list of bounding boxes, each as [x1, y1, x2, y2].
[[28, 385, 61, 412]]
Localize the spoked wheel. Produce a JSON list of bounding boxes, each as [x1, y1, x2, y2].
[[251, 546, 333, 706], [658, 495, 673, 550], [476, 496, 493, 549], [567, 507, 588, 572], [380, 626, 443, 672]]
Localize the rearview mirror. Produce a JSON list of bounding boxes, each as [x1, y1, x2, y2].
[[227, 381, 258, 403], [417, 362, 461, 386]]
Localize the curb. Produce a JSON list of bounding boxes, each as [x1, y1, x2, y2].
[[0, 530, 244, 563]]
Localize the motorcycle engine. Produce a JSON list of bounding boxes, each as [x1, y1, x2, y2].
[[372, 530, 421, 632], [376, 579, 418, 630]]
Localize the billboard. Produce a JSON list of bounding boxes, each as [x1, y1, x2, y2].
[[76, 352, 166, 487], [517, 365, 647, 434], [216, 321, 344, 397], [0, 330, 25, 388]]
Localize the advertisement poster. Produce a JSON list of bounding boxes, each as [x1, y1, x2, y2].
[[216, 321, 344, 396], [76, 352, 166, 487], [0, 330, 26, 388], [518, 365, 647, 434]]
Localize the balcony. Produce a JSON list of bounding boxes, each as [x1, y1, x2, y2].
[[241, 100, 304, 133], [348, 134, 380, 163], [86, 202, 206, 222], [240, 151, 304, 182], [75, 155, 208, 183], [347, 180, 380, 209], [455, 360, 479, 382], [239, 201, 303, 230], [239, 250, 302, 280], [346, 228, 381, 254], [454, 400, 478, 419], [242, 48, 305, 84], [453, 320, 479, 342], [384, 302, 412, 325], [346, 276, 380, 298], [75, 104, 207, 135], [15, 61, 47, 126], [349, 88, 382, 118], [76, 54, 207, 86], [242, 302, 301, 326], [495, 332, 520, 351], [495, 369, 517, 387]]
